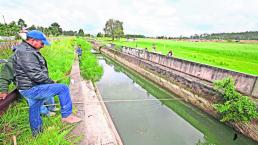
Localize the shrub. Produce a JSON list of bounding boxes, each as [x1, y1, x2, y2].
[[213, 78, 257, 122]]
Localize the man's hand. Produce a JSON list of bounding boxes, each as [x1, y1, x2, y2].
[[0, 92, 8, 100], [54, 80, 60, 83]]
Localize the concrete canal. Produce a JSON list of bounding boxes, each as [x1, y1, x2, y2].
[[95, 56, 257, 145]]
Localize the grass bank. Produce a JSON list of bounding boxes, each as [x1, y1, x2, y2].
[[76, 38, 103, 82]]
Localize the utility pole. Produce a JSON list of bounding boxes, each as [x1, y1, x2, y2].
[[2, 15, 6, 24], [2, 15, 9, 36]]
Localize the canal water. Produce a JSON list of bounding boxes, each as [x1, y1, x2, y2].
[[96, 56, 257, 145]]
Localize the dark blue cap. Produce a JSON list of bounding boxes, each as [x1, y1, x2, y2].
[[27, 30, 50, 45]]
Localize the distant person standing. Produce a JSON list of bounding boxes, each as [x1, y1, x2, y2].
[[76, 45, 82, 61], [167, 50, 173, 57], [152, 43, 156, 52]]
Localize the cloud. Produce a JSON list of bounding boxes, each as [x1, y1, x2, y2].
[[0, 0, 257, 36]]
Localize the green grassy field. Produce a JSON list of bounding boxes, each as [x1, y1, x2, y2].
[[98, 38, 258, 75]]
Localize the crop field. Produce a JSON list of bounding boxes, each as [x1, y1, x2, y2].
[[98, 38, 258, 75]]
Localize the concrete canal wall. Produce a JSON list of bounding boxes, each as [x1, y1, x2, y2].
[[121, 46, 258, 99], [93, 42, 258, 142]]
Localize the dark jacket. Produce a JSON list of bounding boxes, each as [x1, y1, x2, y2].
[[13, 42, 54, 90], [0, 56, 14, 92], [0, 43, 26, 92]]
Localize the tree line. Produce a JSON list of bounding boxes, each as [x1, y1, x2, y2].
[[157, 31, 258, 40], [4, 18, 254, 41], [0, 18, 86, 37], [101, 19, 258, 41], [190, 31, 258, 40]]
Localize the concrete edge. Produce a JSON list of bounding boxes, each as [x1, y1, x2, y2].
[[93, 83, 124, 145], [251, 77, 258, 98], [69, 58, 123, 145]]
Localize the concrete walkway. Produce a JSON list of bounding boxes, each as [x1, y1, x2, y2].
[[69, 59, 123, 145]]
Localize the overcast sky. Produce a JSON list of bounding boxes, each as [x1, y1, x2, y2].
[[0, 0, 258, 36]]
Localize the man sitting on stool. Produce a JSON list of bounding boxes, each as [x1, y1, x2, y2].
[[13, 30, 81, 136]]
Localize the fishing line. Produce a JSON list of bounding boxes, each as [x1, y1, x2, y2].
[[19, 98, 185, 109], [55, 72, 81, 82]]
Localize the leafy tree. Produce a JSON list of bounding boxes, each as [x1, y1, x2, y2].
[[43, 27, 51, 36], [49, 22, 62, 36], [96, 32, 103, 37], [17, 18, 27, 29], [34, 26, 50, 36], [103, 19, 124, 40], [84, 34, 91, 37], [78, 29, 84, 36], [190, 31, 258, 40], [103, 19, 114, 39], [113, 20, 124, 39], [125, 34, 145, 38], [36, 26, 44, 32], [7, 21, 19, 36], [0, 23, 6, 35], [0, 21, 19, 36], [63, 30, 77, 36], [213, 78, 257, 122], [28, 25, 36, 30], [0, 18, 87, 38]]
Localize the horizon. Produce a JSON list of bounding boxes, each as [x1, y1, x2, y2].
[[1, 0, 258, 37], [124, 30, 258, 38]]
